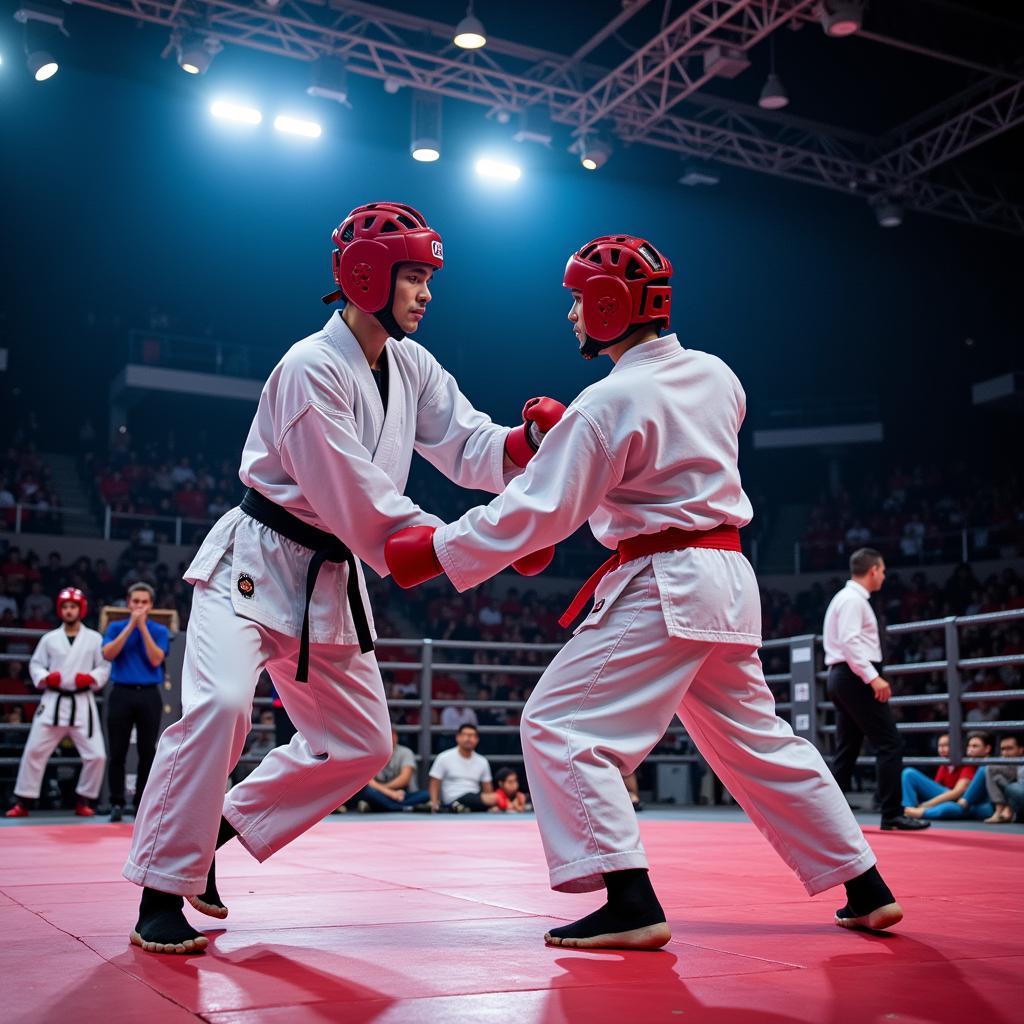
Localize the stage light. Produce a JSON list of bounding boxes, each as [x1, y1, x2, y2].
[[210, 99, 262, 125], [307, 57, 348, 105], [27, 50, 57, 81], [384, 76, 402, 94], [758, 73, 788, 110], [410, 92, 441, 162], [475, 156, 521, 182], [454, 3, 486, 49], [580, 137, 612, 171], [274, 114, 322, 139], [871, 195, 903, 228], [678, 162, 720, 187], [178, 35, 214, 75], [758, 36, 788, 111], [15, 3, 66, 82], [821, 0, 863, 37]]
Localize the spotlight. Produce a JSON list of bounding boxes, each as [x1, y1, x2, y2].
[[454, 3, 486, 49], [274, 114, 322, 139], [384, 76, 402, 95], [475, 156, 521, 182], [870, 195, 902, 228], [579, 137, 612, 171], [410, 92, 442, 162], [307, 57, 348, 105], [210, 99, 262, 125], [821, 0, 863, 37], [15, 3, 67, 81], [27, 50, 58, 81], [178, 34, 215, 75]]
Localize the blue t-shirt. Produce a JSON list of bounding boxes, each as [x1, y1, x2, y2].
[[103, 619, 170, 685]]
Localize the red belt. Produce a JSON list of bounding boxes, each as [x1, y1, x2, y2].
[[558, 524, 742, 629]]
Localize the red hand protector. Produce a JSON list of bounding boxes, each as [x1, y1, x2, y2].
[[43, 672, 62, 690], [504, 396, 567, 468], [385, 526, 443, 589], [74, 673, 94, 690], [512, 546, 555, 577]]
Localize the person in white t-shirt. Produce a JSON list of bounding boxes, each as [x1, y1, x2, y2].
[[428, 723, 493, 812]]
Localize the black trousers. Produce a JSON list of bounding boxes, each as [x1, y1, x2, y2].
[[106, 684, 163, 807], [827, 663, 904, 820]]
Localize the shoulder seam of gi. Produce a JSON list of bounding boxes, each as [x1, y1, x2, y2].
[[572, 406, 616, 467]]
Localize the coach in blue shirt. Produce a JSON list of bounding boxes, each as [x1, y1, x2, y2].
[[102, 582, 169, 821]]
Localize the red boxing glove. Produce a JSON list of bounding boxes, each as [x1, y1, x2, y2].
[[385, 525, 444, 589], [43, 672, 62, 690], [504, 396, 567, 469], [74, 673, 94, 691], [512, 546, 555, 577]]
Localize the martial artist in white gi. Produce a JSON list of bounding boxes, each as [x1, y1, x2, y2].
[[124, 201, 566, 954], [387, 234, 903, 950], [6, 588, 109, 817]]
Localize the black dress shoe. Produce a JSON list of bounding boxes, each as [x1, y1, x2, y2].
[[109, 805, 123, 823], [880, 815, 931, 830]]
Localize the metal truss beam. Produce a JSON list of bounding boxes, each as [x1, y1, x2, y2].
[[874, 78, 1024, 180], [624, 107, 1024, 234], [60, 0, 1024, 236]]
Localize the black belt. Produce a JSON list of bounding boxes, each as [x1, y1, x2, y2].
[[51, 690, 94, 738], [240, 488, 374, 681]]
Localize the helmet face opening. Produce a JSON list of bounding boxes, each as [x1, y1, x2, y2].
[[56, 587, 87, 619]]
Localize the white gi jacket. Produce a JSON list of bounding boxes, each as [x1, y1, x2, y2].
[[435, 334, 762, 646], [28, 626, 110, 728], [185, 312, 512, 646]]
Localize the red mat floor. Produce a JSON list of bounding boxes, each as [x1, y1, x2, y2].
[[2, 816, 1021, 1023]]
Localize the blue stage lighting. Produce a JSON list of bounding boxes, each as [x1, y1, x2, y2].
[[210, 99, 262, 125], [274, 114, 322, 139], [475, 156, 521, 183]]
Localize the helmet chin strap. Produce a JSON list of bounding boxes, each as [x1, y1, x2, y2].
[[578, 324, 640, 360], [373, 265, 406, 342]]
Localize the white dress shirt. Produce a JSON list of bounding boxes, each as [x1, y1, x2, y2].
[[823, 580, 882, 683]]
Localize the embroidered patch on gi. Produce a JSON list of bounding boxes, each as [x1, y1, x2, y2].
[[591, 599, 605, 615], [236, 573, 256, 600]]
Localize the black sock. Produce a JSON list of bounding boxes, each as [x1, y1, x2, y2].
[[136, 887, 204, 945], [842, 866, 894, 915], [198, 817, 237, 907], [547, 869, 666, 941]]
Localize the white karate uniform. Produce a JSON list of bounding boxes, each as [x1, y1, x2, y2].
[[15, 626, 109, 800], [125, 312, 513, 895], [434, 335, 874, 894]]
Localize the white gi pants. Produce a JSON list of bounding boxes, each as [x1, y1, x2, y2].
[[522, 567, 875, 894], [123, 558, 392, 895], [14, 702, 106, 800]]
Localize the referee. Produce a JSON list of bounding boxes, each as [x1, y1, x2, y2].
[[102, 582, 169, 822], [823, 548, 929, 831]]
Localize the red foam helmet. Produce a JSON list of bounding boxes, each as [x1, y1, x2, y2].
[[56, 587, 87, 619], [563, 235, 672, 352], [326, 202, 444, 314]]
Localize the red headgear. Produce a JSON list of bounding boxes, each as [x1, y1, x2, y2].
[[323, 201, 444, 341], [563, 235, 672, 358], [56, 587, 87, 619]]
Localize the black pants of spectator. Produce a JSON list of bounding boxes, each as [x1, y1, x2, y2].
[[274, 704, 296, 747], [107, 684, 163, 808], [827, 662, 903, 821], [448, 791, 488, 812]]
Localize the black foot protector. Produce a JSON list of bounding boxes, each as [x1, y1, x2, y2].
[[188, 816, 237, 919], [131, 887, 209, 954], [836, 865, 903, 931], [545, 869, 671, 950]]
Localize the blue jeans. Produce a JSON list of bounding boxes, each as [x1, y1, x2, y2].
[[902, 767, 994, 820], [1005, 781, 1024, 818], [354, 785, 431, 812]]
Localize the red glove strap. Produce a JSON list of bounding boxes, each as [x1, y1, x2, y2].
[[504, 424, 535, 469]]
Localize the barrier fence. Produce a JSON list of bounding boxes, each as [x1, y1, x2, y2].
[[2, 607, 1022, 797]]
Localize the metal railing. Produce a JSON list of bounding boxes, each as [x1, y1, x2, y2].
[[102, 507, 223, 545], [3, 610, 1022, 789], [0, 503, 89, 536]]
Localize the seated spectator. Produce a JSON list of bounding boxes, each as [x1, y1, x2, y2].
[[428, 724, 493, 812], [0, 579, 18, 618], [491, 766, 529, 813], [440, 703, 478, 733], [903, 732, 995, 820], [22, 581, 51, 624], [984, 734, 1024, 823], [352, 727, 430, 812], [232, 710, 277, 783]]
